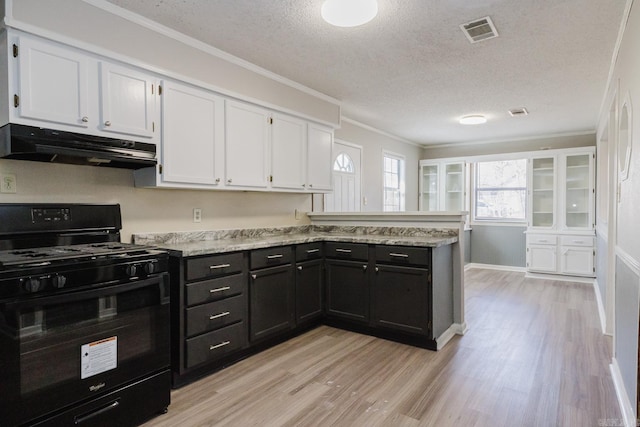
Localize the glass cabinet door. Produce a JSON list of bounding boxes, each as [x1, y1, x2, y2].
[[531, 157, 555, 227], [420, 164, 439, 211], [444, 163, 464, 211], [565, 154, 591, 228]]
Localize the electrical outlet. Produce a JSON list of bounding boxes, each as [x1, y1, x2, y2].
[[1, 174, 16, 193], [193, 208, 202, 223]]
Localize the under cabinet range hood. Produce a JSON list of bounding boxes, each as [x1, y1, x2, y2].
[[0, 124, 157, 169]]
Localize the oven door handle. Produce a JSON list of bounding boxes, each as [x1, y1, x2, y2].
[[3, 275, 167, 311]]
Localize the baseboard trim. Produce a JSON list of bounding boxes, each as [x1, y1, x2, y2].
[[610, 358, 636, 426], [593, 279, 607, 334], [524, 271, 596, 284], [436, 322, 468, 350], [465, 263, 526, 272]]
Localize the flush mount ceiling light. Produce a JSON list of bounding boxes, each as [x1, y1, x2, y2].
[[459, 115, 487, 125], [321, 0, 378, 28]]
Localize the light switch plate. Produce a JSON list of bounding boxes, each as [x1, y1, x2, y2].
[[193, 208, 202, 223]]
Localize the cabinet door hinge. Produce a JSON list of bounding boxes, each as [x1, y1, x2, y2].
[[593, 249, 595, 256], [12, 44, 18, 57], [158, 85, 162, 95], [13, 94, 19, 108], [269, 175, 273, 183], [159, 164, 163, 174], [152, 122, 155, 132], [269, 117, 273, 125]]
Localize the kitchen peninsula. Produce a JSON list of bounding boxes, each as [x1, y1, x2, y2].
[[133, 212, 467, 387]]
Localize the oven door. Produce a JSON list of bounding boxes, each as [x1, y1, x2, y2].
[[0, 274, 170, 426]]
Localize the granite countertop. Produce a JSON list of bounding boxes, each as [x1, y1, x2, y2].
[[133, 226, 459, 257]]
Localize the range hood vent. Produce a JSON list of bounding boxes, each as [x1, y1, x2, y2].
[[460, 16, 499, 43]]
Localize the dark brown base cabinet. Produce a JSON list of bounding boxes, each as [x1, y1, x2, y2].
[[168, 240, 454, 387]]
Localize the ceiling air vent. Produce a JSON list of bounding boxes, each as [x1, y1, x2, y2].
[[509, 107, 529, 117], [460, 16, 499, 43]]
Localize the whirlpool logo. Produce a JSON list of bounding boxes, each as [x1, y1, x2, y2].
[[89, 382, 106, 392]]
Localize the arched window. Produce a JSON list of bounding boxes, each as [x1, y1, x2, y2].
[[333, 153, 354, 173]]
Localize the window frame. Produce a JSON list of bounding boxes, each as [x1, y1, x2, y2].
[[382, 151, 406, 212], [472, 158, 528, 225]]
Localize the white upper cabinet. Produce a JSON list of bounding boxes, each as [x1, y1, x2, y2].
[[271, 113, 306, 190], [159, 80, 224, 186], [98, 62, 157, 139], [563, 152, 594, 230], [225, 100, 269, 189], [9, 32, 159, 142], [419, 160, 467, 212], [13, 34, 90, 128], [529, 156, 556, 229], [306, 124, 333, 192]]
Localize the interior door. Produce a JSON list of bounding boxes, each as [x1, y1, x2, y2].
[[324, 141, 362, 212]]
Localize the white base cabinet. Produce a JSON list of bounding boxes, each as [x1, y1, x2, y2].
[[526, 233, 595, 277]]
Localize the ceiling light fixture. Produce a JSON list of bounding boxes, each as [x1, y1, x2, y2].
[[459, 115, 487, 125], [321, 0, 378, 28]]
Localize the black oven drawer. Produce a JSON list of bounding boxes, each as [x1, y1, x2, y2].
[[250, 246, 292, 270], [295, 243, 324, 261], [185, 322, 246, 368], [186, 273, 245, 306], [325, 242, 368, 260], [375, 245, 431, 267], [185, 295, 246, 337], [185, 252, 244, 282], [30, 370, 170, 427]]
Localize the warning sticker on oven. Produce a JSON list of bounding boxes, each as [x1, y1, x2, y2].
[[81, 336, 118, 379]]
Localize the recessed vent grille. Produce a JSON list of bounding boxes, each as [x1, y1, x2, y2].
[[460, 16, 499, 43], [509, 107, 529, 117]]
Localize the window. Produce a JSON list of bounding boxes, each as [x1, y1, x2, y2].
[[333, 153, 354, 173], [474, 159, 527, 221], [383, 153, 405, 211]]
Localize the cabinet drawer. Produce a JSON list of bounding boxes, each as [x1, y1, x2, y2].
[[325, 242, 368, 261], [185, 321, 246, 368], [375, 245, 431, 267], [295, 243, 324, 261], [527, 234, 557, 245], [185, 295, 246, 337], [250, 246, 292, 269], [186, 273, 245, 306], [185, 252, 244, 282], [560, 236, 594, 247]]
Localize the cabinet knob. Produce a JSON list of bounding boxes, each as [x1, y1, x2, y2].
[[251, 273, 257, 280], [309, 184, 313, 188], [375, 267, 379, 272], [227, 179, 232, 184], [81, 116, 89, 123], [104, 121, 112, 127], [302, 184, 306, 187], [297, 265, 303, 271], [362, 265, 367, 271], [215, 178, 220, 184]]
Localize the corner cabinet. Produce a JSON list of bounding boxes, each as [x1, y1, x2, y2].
[[526, 147, 596, 278], [419, 160, 469, 212]]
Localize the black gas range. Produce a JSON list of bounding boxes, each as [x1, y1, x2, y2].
[[0, 204, 171, 427]]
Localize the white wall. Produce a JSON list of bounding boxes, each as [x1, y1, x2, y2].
[[334, 119, 422, 211]]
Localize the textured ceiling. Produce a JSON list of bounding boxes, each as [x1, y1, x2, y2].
[[106, 0, 626, 146]]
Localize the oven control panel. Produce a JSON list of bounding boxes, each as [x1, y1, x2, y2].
[[31, 208, 71, 223]]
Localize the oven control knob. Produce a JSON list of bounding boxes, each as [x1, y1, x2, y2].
[[144, 262, 157, 274], [51, 274, 67, 289], [125, 264, 138, 277], [22, 277, 42, 293]]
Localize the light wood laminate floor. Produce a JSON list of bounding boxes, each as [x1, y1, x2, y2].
[[143, 269, 620, 426]]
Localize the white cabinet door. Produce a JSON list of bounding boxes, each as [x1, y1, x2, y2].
[[271, 113, 306, 190], [560, 246, 594, 276], [99, 62, 156, 139], [419, 162, 440, 211], [161, 81, 224, 186], [562, 152, 595, 231], [528, 245, 557, 273], [225, 100, 269, 189], [307, 124, 333, 191], [529, 156, 556, 229], [443, 161, 465, 211], [14, 34, 89, 128]]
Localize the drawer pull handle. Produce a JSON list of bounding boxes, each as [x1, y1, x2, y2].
[[306, 249, 320, 254], [209, 263, 231, 270], [209, 311, 230, 320], [209, 286, 231, 294], [572, 240, 584, 244], [209, 341, 230, 351], [266, 254, 283, 259], [336, 249, 352, 254], [538, 239, 548, 243], [389, 253, 409, 258]]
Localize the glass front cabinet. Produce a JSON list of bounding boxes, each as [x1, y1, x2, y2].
[[526, 147, 595, 278], [419, 160, 468, 213]]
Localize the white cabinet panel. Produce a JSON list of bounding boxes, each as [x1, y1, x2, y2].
[[419, 160, 467, 213], [99, 62, 156, 139], [560, 246, 594, 276], [225, 100, 269, 189], [271, 113, 306, 190], [528, 245, 557, 273], [307, 124, 333, 191], [161, 81, 224, 186], [14, 34, 89, 128]]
